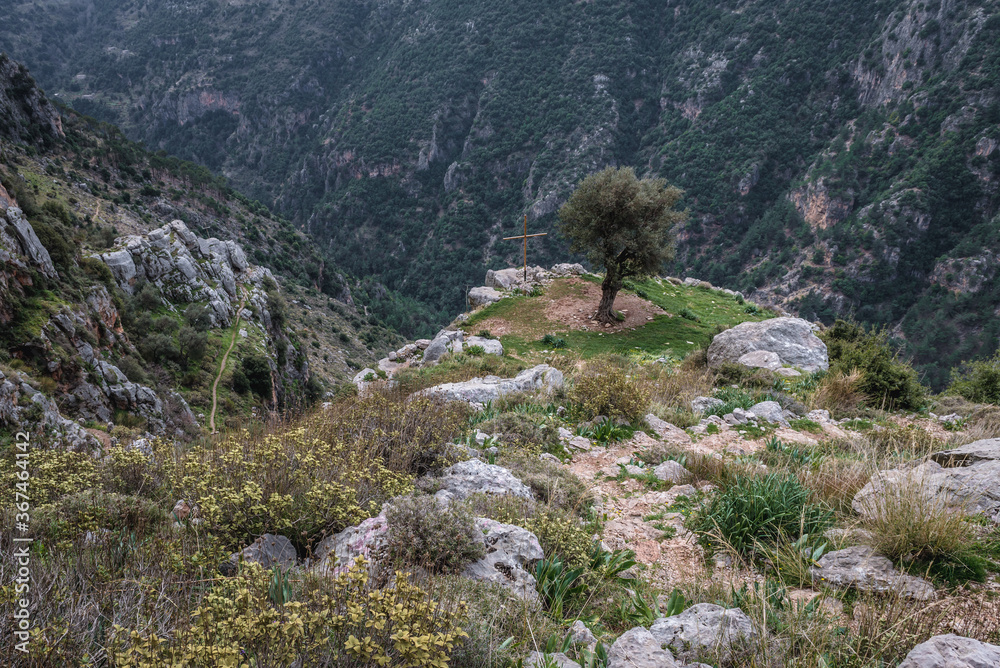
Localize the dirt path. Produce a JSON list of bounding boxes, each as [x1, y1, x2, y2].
[[209, 289, 247, 434]]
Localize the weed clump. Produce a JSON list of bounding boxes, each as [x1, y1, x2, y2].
[[385, 494, 486, 574]]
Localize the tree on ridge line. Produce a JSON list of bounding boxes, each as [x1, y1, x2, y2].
[[558, 166, 687, 324]]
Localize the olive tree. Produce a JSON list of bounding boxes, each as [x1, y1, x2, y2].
[[557, 166, 686, 323]]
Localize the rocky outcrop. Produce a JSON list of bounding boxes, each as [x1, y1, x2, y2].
[[853, 439, 1000, 522], [464, 518, 543, 602], [897, 634, 1000, 668], [0, 369, 100, 450], [707, 317, 828, 373], [608, 627, 679, 668], [809, 545, 936, 600], [0, 206, 57, 279], [93, 219, 272, 328], [468, 286, 502, 307], [418, 364, 564, 405], [0, 54, 64, 141], [468, 263, 586, 308]]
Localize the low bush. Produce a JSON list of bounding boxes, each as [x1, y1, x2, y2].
[[570, 357, 649, 421], [812, 368, 864, 417], [478, 412, 561, 454], [948, 350, 1000, 405], [385, 494, 485, 574], [691, 473, 833, 557], [820, 320, 926, 410], [501, 454, 591, 511], [33, 490, 165, 544]]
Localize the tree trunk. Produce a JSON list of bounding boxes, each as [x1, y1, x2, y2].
[[595, 273, 621, 323]]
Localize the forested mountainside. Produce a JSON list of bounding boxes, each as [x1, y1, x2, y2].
[[0, 56, 396, 446], [3, 0, 999, 386]]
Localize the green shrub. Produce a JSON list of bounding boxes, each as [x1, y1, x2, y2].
[[691, 473, 833, 557], [465, 344, 486, 356], [820, 320, 926, 410], [500, 454, 591, 511], [240, 354, 273, 397], [385, 494, 485, 574], [570, 358, 649, 421], [704, 386, 757, 417], [948, 350, 1000, 404]]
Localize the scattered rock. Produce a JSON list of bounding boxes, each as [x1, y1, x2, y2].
[[650, 603, 759, 665], [897, 634, 1000, 668], [468, 286, 503, 307], [418, 364, 564, 404], [691, 396, 724, 413], [313, 514, 389, 576], [809, 545, 936, 600], [570, 620, 597, 647], [608, 626, 679, 668], [645, 414, 693, 444], [748, 401, 789, 427], [707, 317, 828, 373], [654, 460, 691, 483], [465, 335, 504, 356], [232, 534, 297, 570]]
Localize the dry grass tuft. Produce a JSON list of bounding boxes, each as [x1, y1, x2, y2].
[[812, 368, 864, 417]]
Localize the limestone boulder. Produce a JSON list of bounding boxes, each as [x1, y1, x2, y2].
[[707, 317, 828, 372], [897, 634, 1000, 668], [649, 603, 759, 665], [809, 545, 936, 601], [418, 364, 564, 404]]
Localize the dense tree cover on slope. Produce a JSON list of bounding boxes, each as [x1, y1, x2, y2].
[[3, 1, 1000, 384]]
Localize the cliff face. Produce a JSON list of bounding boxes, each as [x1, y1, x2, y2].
[[0, 53, 62, 142]]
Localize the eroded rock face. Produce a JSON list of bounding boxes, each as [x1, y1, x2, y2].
[[649, 604, 759, 665], [707, 317, 828, 373], [313, 514, 389, 576], [0, 370, 100, 450], [809, 545, 936, 601], [1, 206, 57, 278], [418, 364, 564, 405], [93, 219, 274, 328], [897, 634, 1000, 668], [853, 439, 1000, 521]]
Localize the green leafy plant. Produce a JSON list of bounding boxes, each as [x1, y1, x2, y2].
[[691, 473, 833, 557], [534, 556, 586, 620]]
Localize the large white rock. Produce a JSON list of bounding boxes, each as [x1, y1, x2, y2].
[[418, 364, 564, 404], [707, 317, 828, 373], [465, 335, 504, 356], [435, 459, 533, 501], [897, 634, 1000, 668], [649, 603, 759, 665], [463, 518, 543, 602], [468, 286, 503, 307]]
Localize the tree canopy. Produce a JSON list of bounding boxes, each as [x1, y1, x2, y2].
[[558, 166, 686, 322]]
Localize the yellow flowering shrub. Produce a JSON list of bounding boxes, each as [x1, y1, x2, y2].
[[175, 427, 412, 549], [0, 447, 98, 507], [110, 560, 468, 668]]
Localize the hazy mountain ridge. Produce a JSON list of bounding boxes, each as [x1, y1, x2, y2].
[[3, 0, 999, 384]]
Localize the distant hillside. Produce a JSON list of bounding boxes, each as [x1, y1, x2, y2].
[[3, 1, 999, 385], [0, 56, 400, 446]]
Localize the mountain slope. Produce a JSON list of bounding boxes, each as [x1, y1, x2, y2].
[[0, 56, 396, 446], [3, 0, 999, 384]]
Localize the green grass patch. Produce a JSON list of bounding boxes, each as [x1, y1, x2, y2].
[[466, 277, 771, 361], [788, 418, 823, 434]]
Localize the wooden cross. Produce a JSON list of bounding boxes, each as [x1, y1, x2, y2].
[[503, 214, 547, 282]]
